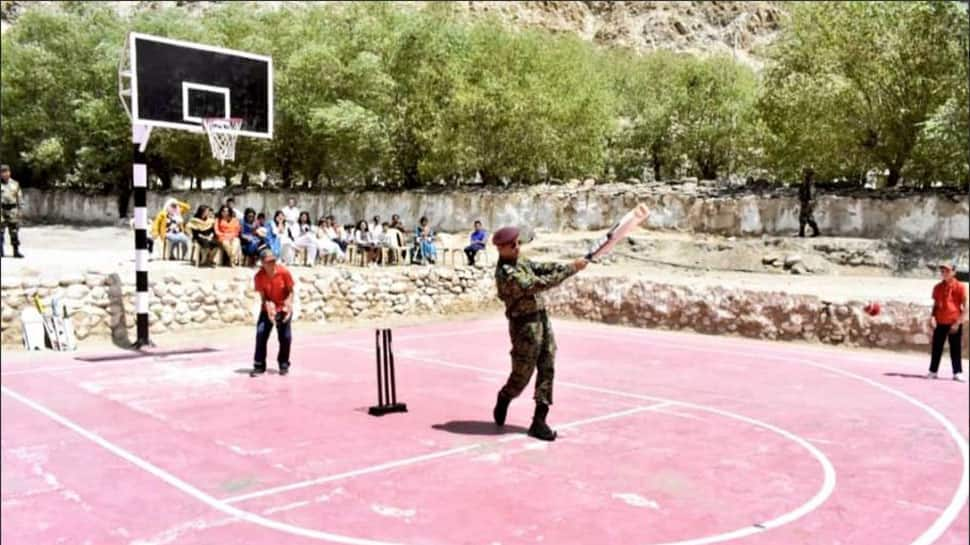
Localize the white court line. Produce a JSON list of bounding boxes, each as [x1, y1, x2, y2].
[[0, 385, 401, 545], [548, 326, 970, 545], [5, 322, 966, 545], [333, 344, 838, 545], [0, 327, 501, 377], [649, 407, 707, 421], [223, 402, 672, 504]]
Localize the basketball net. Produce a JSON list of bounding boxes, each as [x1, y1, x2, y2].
[[202, 117, 243, 164]]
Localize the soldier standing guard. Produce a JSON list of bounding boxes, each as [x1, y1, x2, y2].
[[0, 164, 24, 258], [491, 226, 588, 441], [798, 167, 820, 238]]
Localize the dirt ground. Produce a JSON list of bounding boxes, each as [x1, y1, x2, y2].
[[0, 225, 948, 307]]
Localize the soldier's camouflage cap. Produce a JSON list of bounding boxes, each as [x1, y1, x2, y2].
[[492, 226, 520, 246]]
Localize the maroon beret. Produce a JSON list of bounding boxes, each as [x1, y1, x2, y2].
[[492, 226, 520, 246]]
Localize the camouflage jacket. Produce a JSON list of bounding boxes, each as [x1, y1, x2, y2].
[[798, 182, 815, 204], [495, 258, 578, 319], [1, 179, 22, 207]]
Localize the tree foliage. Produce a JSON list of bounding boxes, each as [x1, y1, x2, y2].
[[759, 1, 968, 186], [0, 1, 966, 192]]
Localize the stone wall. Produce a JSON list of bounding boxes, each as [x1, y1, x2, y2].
[[0, 267, 499, 347], [542, 275, 970, 354], [3, 267, 966, 354], [20, 184, 969, 242]]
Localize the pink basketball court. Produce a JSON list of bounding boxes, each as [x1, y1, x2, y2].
[[2, 319, 968, 545]]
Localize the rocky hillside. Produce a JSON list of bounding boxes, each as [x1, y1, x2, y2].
[[448, 1, 783, 68], [1, 1, 784, 68]]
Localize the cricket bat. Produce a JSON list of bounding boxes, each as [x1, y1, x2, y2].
[[33, 294, 60, 351], [585, 203, 650, 262], [51, 296, 77, 351], [21, 307, 45, 350]]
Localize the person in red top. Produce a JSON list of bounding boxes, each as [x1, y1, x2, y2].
[[928, 260, 968, 382], [251, 248, 295, 377], [215, 205, 242, 267]]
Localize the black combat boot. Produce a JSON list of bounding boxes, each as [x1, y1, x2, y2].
[[528, 403, 557, 441], [493, 391, 512, 426], [12, 244, 23, 258]]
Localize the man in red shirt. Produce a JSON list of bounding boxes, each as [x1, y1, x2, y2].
[[251, 249, 295, 377], [928, 261, 968, 382]]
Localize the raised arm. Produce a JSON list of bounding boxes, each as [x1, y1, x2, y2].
[[507, 260, 585, 297]]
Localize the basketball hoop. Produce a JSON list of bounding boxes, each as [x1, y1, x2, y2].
[[202, 117, 243, 164]]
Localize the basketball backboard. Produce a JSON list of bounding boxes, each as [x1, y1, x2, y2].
[[121, 32, 273, 139]]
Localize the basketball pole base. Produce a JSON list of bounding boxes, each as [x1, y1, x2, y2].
[[368, 403, 408, 417], [130, 339, 157, 350]]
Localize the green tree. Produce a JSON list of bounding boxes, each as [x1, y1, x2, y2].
[[668, 55, 759, 180], [441, 20, 614, 184], [760, 1, 968, 186], [0, 3, 127, 191], [605, 49, 686, 181], [383, 4, 465, 188]]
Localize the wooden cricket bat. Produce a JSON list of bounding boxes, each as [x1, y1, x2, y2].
[[585, 203, 650, 261]]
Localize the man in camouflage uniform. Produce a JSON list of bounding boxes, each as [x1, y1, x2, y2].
[[0, 165, 24, 258], [798, 167, 820, 238], [491, 226, 588, 441]]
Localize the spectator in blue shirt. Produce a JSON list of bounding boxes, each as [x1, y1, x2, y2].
[[464, 220, 488, 266]]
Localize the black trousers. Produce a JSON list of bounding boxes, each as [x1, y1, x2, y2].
[[929, 323, 963, 374], [465, 243, 484, 265], [254, 311, 292, 371]]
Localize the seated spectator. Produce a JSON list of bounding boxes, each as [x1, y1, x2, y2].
[[215, 205, 241, 267], [286, 211, 318, 265], [150, 197, 190, 259], [342, 224, 355, 247], [382, 221, 404, 265], [315, 217, 345, 262], [254, 226, 270, 255], [164, 200, 191, 260], [282, 197, 300, 227], [270, 210, 288, 259], [413, 216, 437, 265], [464, 220, 488, 266], [389, 214, 405, 233], [185, 205, 219, 266], [225, 197, 238, 219], [240, 208, 262, 263], [354, 220, 380, 266], [370, 215, 383, 238], [322, 216, 346, 253]]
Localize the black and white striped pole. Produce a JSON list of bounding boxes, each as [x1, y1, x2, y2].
[[132, 124, 153, 349]]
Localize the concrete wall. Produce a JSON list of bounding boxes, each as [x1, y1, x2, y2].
[[19, 185, 969, 242]]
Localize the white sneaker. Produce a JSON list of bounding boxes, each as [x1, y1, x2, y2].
[[926, 372, 938, 379], [954, 373, 966, 383]]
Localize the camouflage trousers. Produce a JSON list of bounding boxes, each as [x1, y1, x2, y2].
[[500, 311, 556, 405], [0, 207, 20, 247], [798, 202, 816, 224]]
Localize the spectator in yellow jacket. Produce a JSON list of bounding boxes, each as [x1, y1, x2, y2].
[[151, 198, 191, 257]]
